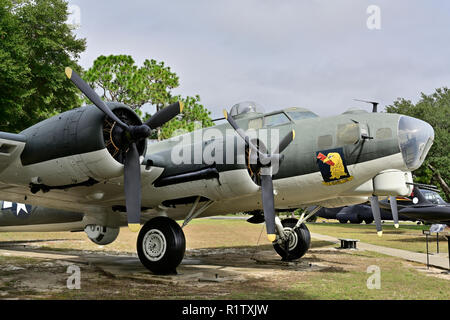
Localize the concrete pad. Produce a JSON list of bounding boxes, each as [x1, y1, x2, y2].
[[0, 248, 82, 263]]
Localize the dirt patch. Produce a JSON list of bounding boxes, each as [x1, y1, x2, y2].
[[0, 242, 350, 299], [0, 235, 448, 299]]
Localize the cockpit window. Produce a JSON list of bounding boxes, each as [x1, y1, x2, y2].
[[422, 190, 446, 205], [230, 101, 264, 117], [264, 113, 291, 127], [248, 117, 263, 130], [286, 111, 318, 121]]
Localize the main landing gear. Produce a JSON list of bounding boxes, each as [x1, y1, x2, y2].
[[137, 217, 186, 274], [136, 213, 314, 273]]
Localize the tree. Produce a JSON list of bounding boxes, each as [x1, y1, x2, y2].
[[0, 0, 32, 131], [83, 55, 179, 111], [385, 87, 450, 201], [84, 54, 214, 140], [159, 95, 214, 140], [0, 0, 86, 133]]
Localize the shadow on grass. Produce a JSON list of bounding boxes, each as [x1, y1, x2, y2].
[[0, 241, 354, 277], [186, 244, 352, 275], [0, 240, 134, 258], [310, 240, 335, 248]]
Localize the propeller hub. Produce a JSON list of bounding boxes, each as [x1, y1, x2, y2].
[[129, 124, 151, 142], [103, 107, 147, 164]]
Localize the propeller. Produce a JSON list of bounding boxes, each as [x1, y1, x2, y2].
[[389, 196, 400, 228], [65, 67, 183, 232], [369, 195, 383, 237], [369, 194, 402, 236], [223, 110, 295, 242]]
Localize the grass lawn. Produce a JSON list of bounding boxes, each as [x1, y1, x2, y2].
[[0, 218, 449, 300], [306, 221, 448, 254], [227, 250, 450, 300]]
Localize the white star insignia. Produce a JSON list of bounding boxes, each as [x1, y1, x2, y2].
[[1, 202, 29, 215], [16, 203, 28, 215], [2, 201, 13, 210]]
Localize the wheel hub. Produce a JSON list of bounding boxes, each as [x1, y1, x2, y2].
[[283, 227, 298, 251], [142, 229, 167, 262]]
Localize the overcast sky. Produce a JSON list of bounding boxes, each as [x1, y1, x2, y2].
[[67, 0, 450, 118]]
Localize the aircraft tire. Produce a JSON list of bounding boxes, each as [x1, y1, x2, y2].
[[273, 219, 310, 261], [338, 219, 348, 224], [137, 217, 186, 274], [364, 219, 374, 224]]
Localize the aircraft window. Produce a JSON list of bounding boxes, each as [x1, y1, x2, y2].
[[422, 190, 446, 204], [398, 115, 435, 170], [376, 128, 393, 140], [264, 113, 290, 127], [230, 101, 264, 117], [286, 111, 318, 121], [337, 123, 360, 145], [248, 117, 263, 130], [318, 135, 333, 149]]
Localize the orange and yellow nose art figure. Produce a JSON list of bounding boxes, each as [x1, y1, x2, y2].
[[316, 148, 353, 185]]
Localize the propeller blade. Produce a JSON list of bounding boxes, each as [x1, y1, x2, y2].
[[273, 130, 295, 155], [145, 101, 184, 129], [369, 195, 383, 237], [124, 143, 141, 232], [260, 174, 276, 242], [65, 67, 129, 129], [389, 196, 400, 228]]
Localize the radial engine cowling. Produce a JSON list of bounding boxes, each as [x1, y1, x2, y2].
[[85, 225, 120, 245], [19, 103, 146, 186]]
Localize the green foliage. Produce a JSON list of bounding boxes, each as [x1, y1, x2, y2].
[[84, 54, 179, 110], [385, 87, 450, 199], [0, 0, 86, 133], [158, 95, 214, 140], [85, 54, 213, 140]]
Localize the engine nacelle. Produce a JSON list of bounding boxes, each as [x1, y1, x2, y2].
[[373, 170, 413, 196], [85, 225, 120, 245], [18, 103, 146, 186]]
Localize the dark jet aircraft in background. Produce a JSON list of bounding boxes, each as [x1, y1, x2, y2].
[[316, 185, 450, 227], [379, 185, 450, 226], [315, 204, 414, 225]]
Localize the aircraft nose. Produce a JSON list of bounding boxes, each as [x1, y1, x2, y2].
[[398, 116, 434, 170]]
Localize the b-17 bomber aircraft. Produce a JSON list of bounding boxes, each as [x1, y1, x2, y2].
[[0, 68, 435, 273]]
